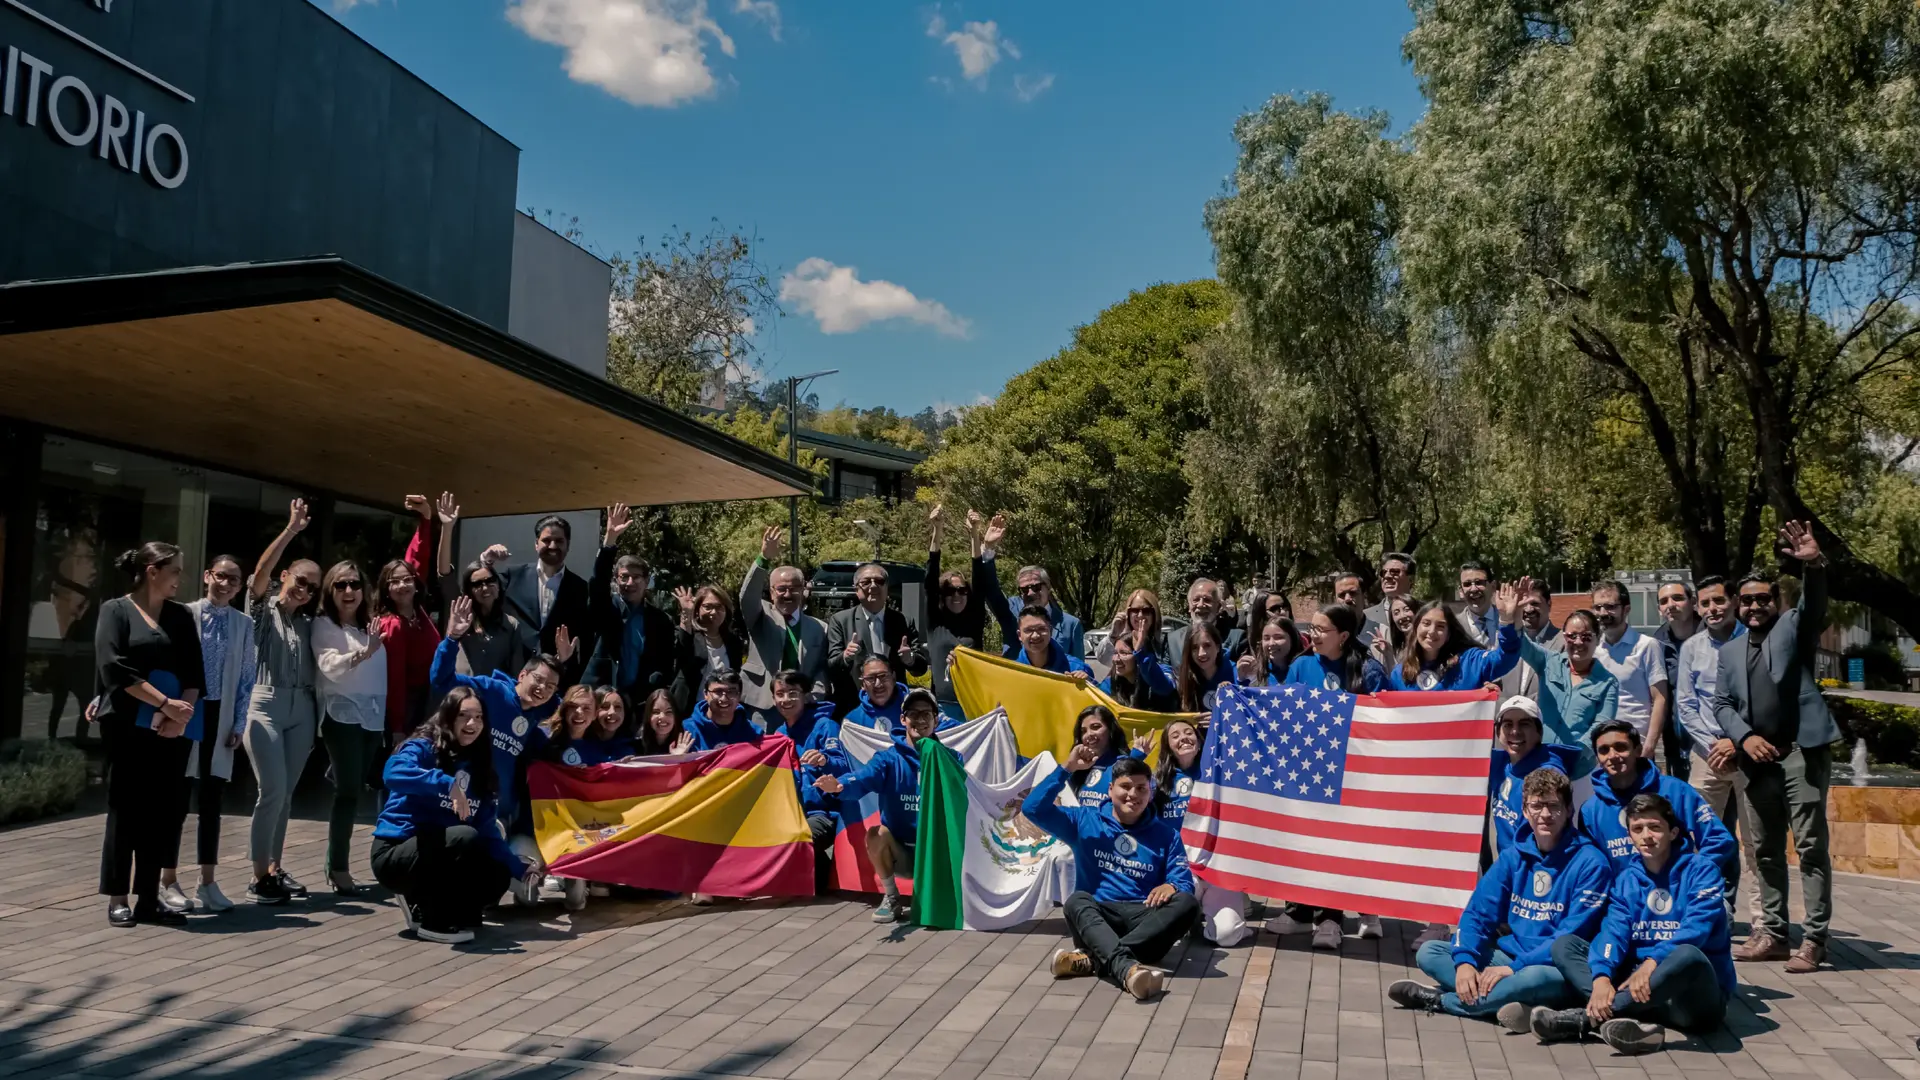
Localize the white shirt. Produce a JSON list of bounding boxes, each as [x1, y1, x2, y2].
[[537, 562, 564, 623], [1594, 625, 1668, 737], [312, 616, 388, 732]]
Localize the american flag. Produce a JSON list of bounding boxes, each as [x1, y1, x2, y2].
[[1180, 682, 1497, 925]]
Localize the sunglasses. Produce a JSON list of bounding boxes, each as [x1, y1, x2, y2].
[[332, 580, 364, 592], [290, 576, 318, 593], [1562, 632, 1596, 644], [1018, 583, 1047, 595], [942, 586, 971, 596], [1127, 607, 1154, 616], [468, 577, 498, 589], [856, 578, 886, 588]]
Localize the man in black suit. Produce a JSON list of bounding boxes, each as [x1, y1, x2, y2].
[[826, 562, 929, 714], [484, 513, 592, 687], [583, 504, 676, 702]]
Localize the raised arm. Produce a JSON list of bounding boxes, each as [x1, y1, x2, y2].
[[1779, 521, 1827, 661], [979, 513, 1018, 642], [250, 498, 309, 600], [740, 526, 781, 633], [925, 503, 943, 631], [435, 493, 459, 578], [402, 495, 434, 580]]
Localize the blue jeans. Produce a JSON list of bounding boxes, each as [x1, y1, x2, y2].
[[1415, 939, 1577, 1018], [1550, 936, 1727, 1032]]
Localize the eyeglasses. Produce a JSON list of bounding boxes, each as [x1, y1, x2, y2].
[[1562, 632, 1595, 644], [904, 709, 938, 722], [332, 580, 363, 593], [209, 571, 241, 585], [859, 673, 893, 685], [1591, 601, 1622, 611]]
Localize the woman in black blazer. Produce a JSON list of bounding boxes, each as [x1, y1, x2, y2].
[[92, 541, 206, 928], [669, 584, 747, 716]]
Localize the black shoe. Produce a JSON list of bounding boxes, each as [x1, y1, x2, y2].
[[1386, 980, 1445, 1012], [1528, 1007, 1591, 1044], [108, 903, 135, 928], [276, 870, 309, 899], [248, 875, 290, 905], [133, 903, 187, 927], [1599, 1019, 1664, 1055]]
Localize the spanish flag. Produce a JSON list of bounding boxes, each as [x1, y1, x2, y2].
[[947, 646, 1204, 765], [528, 736, 814, 897]]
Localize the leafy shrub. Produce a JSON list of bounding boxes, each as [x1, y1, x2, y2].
[[0, 739, 88, 824], [1828, 696, 1920, 770]]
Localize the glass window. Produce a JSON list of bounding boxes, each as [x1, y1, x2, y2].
[[22, 436, 308, 740], [327, 500, 417, 583]]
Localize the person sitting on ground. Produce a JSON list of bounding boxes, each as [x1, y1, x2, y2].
[[430, 595, 567, 906], [1151, 718, 1249, 948], [372, 687, 540, 945], [1579, 720, 1735, 876], [1531, 793, 1735, 1054], [633, 689, 693, 755], [1064, 704, 1127, 811], [1010, 605, 1091, 678], [1023, 753, 1198, 1001], [841, 654, 905, 731], [1389, 768, 1610, 1029], [1102, 631, 1176, 712], [539, 685, 631, 912], [686, 669, 762, 750], [813, 688, 943, 924], [1386, 579, 1528, 690], [768, 669, 849, 892], [1488, 696, 1582, 853]]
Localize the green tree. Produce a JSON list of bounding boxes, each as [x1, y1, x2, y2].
[[1192, 94, 1469, 595], [921, 281, 1230, 625], [1402, 0, 1920, 632], [605, 222, 782, 408]]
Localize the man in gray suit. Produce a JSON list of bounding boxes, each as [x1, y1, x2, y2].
[[740, 525, 830, 722], [826, 562, 929, 714], [1712, 521, 1842, 975]]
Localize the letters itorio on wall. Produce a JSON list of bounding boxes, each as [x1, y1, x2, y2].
[[2, 43, 189, 191]]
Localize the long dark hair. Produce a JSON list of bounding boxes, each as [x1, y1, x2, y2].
[[1177, 621, 1225, 712], [371, 558, 425, 621], [593, 686, 631, 739], [459, 560, 509, 629], [1105, 633, 1158, 709], [1255, 614, 1301, 683], [1067, 704, 1118, 792], [1398, 598, 1478, 685], [1316, 603, 1372, 693], [116, 541, 180, 585], [413, 686, 497, 798], [635, 689, 685, 754], [1151, 718, 1202, 813]]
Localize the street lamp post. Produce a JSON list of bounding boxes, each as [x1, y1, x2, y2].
[[785, 369, 837, 565]]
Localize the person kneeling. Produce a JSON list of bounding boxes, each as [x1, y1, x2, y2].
[[1390, 767, 1609, 1029], [1531, 793, 1735, 1054], [813, 688, 942, 923], [371, 687, 541, 944], [1022, 752, 1199, 1001]]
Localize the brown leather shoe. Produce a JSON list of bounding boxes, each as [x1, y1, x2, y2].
[[1784, 942, 1826, 974], [1733, 932, 1790, 962]]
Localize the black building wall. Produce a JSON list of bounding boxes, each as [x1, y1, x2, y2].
[[0, 0, 519, 327]]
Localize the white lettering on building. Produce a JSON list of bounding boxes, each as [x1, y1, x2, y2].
[[2, 44, 186, 189]]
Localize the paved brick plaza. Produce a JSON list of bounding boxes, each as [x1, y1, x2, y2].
[[2, 811, 1918, 1080]]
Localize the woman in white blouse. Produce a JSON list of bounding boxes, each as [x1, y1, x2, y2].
[[313, 560, 386, 896]]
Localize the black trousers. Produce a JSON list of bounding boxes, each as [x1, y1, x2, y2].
[[370, 827, 511, 930], [165, 702, 226, 870], [1064, 890, 1200, 985], [806, 812, 837, 894], [100, 722, 193, 902], [1550, 935, 1727, 1032], [1661, 719, 1691, 782]]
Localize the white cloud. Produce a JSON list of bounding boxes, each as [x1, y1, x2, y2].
[[780, 258, 970, 338], [1012, 72, 1054, 102], [506, 0, 737, 107], [927, 14, 1013, 82], [732, 0, 781, 41]]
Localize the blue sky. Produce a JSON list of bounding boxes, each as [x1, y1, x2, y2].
[[329, 1, 1422, 412]]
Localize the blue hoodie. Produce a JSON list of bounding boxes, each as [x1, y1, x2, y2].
[[1586, 848, 1735, 1000], [1383, 623, 1522, 690], [374, 737, 526, 875], [1451, 829, 1612, 970], [1156, 757, 1202, 823], [1580, 760, 1735, 875], [1487, 743, 1583, 850], [1284, 652, 1387, 694], [1021, 764, 1194, 902], [429, 638, 559, 833], [1069, 748, 1126, 811], [1099, 650, 1176, 705], [1014, 643, 1091, 677], [841, 689, 904, 732], [550, 733, 634, 767], [833, 730, 924, 844], [686, 700, 763, 751], [766, 700, 849, 816]]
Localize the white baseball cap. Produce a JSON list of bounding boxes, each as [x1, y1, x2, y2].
[[1498, 696, 1541, 722]]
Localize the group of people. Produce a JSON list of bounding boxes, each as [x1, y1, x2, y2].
[[86, 494, 1839, 1043]]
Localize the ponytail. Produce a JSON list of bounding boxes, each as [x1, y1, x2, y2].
[[117, 541, 181, 583]]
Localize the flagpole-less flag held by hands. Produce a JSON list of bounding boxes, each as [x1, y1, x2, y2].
[[1181, 683, 1498, 926], [528, 735, 814, 897], [947, 646, 1202, 764]]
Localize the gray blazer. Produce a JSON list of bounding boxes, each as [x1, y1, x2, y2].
[[1710, 564, 1843, 751], [739, 559, 830, 711]]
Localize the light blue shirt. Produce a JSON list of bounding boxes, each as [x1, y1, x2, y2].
[[1519, 635, 1617, 774], [197, 602, 257, 707], [1675, 622, 1747, 759]]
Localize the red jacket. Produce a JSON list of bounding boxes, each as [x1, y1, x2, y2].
[[380, 518, 443, 732]]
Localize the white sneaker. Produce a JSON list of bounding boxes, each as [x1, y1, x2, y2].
[[158, 881, 193, 914], [563, 878, 587, 912], [1312, 919, 1344, 950], [540, 875, 564, 896], [587, 883, 611, 898], [418, 925, 475, 945], [1358, 914, 1384, 940], [510, 878, 539, 906], [1267, 912, 1305, 936], [195, 882, 234, 913], [1413, 922, 1451, 947]]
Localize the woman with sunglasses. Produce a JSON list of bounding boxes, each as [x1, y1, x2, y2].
[[313, 559, 386, 896], [449, 559, 537, 678], [92, 541, 204, 927], [243, 499, 323, 904], [924, 506, 992, 724]]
